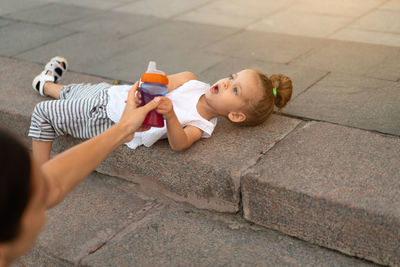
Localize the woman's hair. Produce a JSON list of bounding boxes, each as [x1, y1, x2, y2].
[[235, 70, 293, 126], [0, 128, 32, 242]]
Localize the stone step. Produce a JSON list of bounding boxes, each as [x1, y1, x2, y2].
[[14, 172, 377, 266], [2, 57, 399, 266], [243, 121, 400, 266]]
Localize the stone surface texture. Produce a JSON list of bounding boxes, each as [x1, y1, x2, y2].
[[242, 122, 400, 266], [83, 207, 375, 267], [96, 116, 301, 213], [285, 72, 400, 136]]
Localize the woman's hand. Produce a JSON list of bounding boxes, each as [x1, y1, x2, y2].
[[119, 82, 160, 142]]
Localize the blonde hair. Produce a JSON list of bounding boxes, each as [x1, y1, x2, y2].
[[235, 70, 293, 126]]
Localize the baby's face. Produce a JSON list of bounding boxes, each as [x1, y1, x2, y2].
[[205, 69, 263, 117]]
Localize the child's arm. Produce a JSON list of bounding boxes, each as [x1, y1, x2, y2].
[[156, 97, 202, 151], [167, 72, 196, 92]]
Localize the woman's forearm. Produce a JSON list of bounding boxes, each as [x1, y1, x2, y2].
[[42, 83, 160, 209], [42, 123, 130, 208]]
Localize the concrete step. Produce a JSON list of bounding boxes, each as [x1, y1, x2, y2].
[[14, 172, 377, 266], [243, 122, 400, 266], [2, 57, 399, 266]]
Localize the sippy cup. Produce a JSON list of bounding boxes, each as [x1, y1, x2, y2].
[[139, 61, 169, 127]]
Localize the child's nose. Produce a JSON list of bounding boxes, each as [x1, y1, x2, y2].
[[224, 79, 230, 89]]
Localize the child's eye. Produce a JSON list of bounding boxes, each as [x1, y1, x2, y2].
[[233, 87, 238, 95]]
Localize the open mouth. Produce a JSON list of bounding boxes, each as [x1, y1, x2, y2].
[[210, 84, 219, 94]]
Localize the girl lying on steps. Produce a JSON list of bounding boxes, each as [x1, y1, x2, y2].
[[29, 57, 293, 166]]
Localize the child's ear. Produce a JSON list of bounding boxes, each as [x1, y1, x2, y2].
[[228, 111, 246, 123]]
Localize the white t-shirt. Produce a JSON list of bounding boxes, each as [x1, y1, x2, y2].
[[106, 80, 218, 149]]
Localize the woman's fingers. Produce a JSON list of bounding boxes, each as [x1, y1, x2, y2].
[[126, 81, 139, 106], [140, 97, 160, 115]]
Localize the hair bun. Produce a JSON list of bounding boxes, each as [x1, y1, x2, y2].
[[269, 74, 293, 110]]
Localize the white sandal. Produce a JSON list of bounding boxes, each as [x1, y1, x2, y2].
[[44, 56, 68, 82], [32, 56, 68, 96]]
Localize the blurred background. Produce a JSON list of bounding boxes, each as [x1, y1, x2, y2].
[[1, 0, 399, 134]]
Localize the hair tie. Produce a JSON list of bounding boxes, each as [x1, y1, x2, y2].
[[272, 87, 277, 97]]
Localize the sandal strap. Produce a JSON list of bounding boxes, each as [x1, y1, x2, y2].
[[45, 60, 66, 80]]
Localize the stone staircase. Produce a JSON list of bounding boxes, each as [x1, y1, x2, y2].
[[2, 57, 399, 266]]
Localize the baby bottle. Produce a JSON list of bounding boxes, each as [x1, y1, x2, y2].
[[139, 61, 169, 127]]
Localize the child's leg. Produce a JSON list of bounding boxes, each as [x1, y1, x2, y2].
[[32, 140, 53, 166], [29, 91, 114, 164], [43, 82, 64, 99]]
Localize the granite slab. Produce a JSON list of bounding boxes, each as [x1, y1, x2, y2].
[[82, 206, 376, 267], [204, 30, 331, 64], [290, 39, 400, 81], [242, 121, 400, 266], [5, 2, 100, 26], [96, 115, 301, 213], [0, 22, 74, 57], [19, 172, 164, 265], [284, 72, 400, 136]]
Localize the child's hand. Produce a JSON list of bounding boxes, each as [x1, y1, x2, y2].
[[155, 97, 174, 120]]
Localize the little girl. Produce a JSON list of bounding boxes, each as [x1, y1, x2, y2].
[[29, 57, 293, 165]]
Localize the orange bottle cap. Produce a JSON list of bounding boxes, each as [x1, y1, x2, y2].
[[141, 73, 168, 85]]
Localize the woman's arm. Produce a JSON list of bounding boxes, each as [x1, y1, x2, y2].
[[42, 82, 160, 208], [167, 72, 196, 92], [156, 97, 202, 151]]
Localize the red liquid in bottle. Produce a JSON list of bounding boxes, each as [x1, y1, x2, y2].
[[140, 89, 165, 127]]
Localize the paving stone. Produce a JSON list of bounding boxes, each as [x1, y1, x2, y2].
[[330, 27, 400, 48], [351, 9, 400, 34], [290, 0, 384, 18], [48, 0, 133, 10], [33, 172, 163, 265], [284, 72, 400, 135], [82, 207, 375, 267], [124, 20, 238, 51], [364, 48, 400, 81], [174, 8, 256, 28], [88, 44, 226, 82], [0, 0, 50, 16], [15, 31, 149, 76], [16, 20, 237, 79], [61, 11, 165, 37], [290, 39, 400, 81], [0, 17, 14, 27], [242, 121, 400, 266], [6, 3, 100, 26], [173, 0, 293, 28], [247, 9, 352, 38], [113, 0, 210, 18], [0, 22, 74, 57], [204, 30, 330, 64], [197, 57, 328, 99], [380, 0, 400, 11], [95, 115, 301, 213], [13, 249, 72, 267]]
